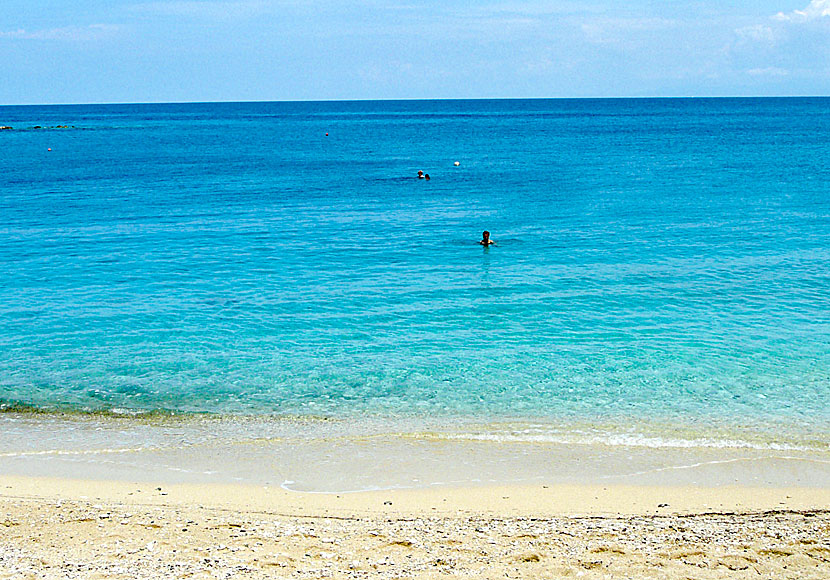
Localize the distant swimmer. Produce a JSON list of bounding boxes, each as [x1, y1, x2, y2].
[[418, 170, 425, 179], [479, 230, 495, 246], [424, 173, 430, 180]]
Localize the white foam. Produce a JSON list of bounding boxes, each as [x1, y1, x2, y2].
[[0, 446, 153, 458], [425, 430, 811, 451]]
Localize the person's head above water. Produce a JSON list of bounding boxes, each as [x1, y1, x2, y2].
[[480, 230, 494, 245]]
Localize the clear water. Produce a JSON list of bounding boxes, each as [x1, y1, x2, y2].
[[1, 98, 829, 450]]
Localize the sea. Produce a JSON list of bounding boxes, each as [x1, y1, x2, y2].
[[1, 98, 829, 490]]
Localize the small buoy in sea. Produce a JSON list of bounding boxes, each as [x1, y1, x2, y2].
[[454, 161, 460, 166]]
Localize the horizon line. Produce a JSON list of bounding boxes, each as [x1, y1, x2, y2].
[[2, 94, 829, 108]]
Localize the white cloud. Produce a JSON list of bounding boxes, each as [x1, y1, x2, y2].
[[747, 66, 789, 76], [0, 24, 119, 41], [726, 3, 830, 86], [131, 0, 269, 19], [735, 25, 775, 44], [581, 17, 677, 45], [774, 0, 830, 22]]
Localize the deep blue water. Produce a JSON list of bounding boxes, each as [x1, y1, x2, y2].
[[1, 98, 829, 444]]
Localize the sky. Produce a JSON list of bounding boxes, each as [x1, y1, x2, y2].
[[0, 0, 829, 104]]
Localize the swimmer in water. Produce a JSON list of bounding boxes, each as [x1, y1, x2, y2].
[[479, 230, 495, 246], [418, 170, 425, 179]]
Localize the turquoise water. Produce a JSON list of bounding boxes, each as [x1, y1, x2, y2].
[[1, 98, 829, 449]]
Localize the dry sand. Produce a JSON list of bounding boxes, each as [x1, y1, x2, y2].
[[1, 475, 829, 579]]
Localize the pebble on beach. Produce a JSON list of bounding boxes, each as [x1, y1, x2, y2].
[[2, 495, 829, 580]]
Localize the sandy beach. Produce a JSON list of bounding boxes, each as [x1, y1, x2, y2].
[[2, 475, 829, 579], [4, 97, 830, 579], [4, 95, 830, 578]]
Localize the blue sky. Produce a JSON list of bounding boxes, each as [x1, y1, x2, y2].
[[1, 1, 828, 103]]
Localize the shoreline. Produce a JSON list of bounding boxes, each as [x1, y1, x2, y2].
[[3, 411, 829, 493], [2, 475, 829, 579], [2, 475, 830, 517], [3, 414, 829, 577]]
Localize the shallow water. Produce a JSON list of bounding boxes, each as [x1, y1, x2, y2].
[[2, 412, 828, 491], [1, 98, 829, 461]]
